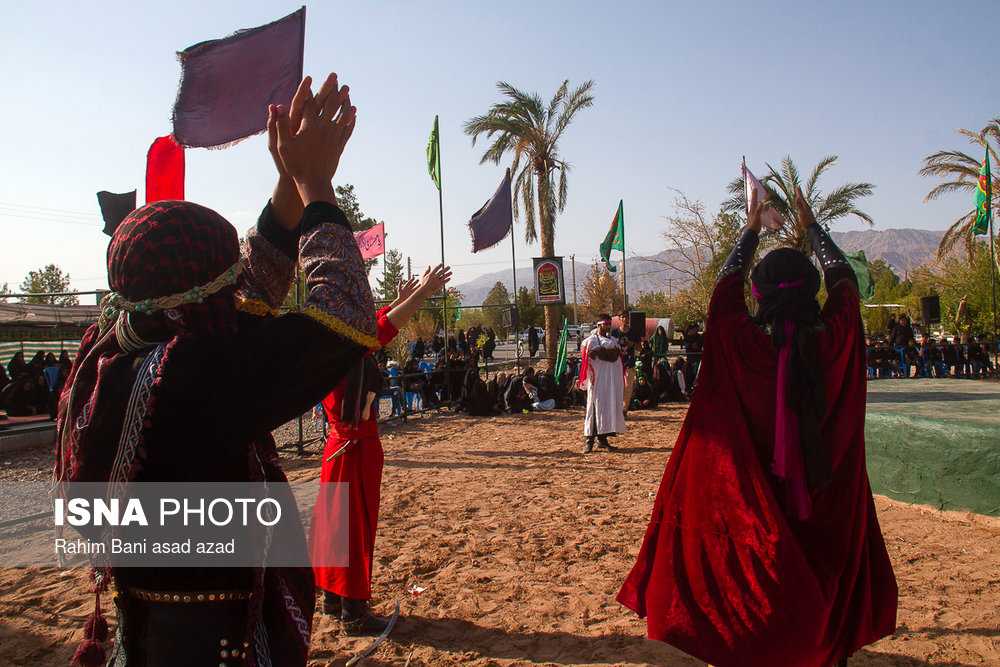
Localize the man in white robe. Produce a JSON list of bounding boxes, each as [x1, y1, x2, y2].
[[580, 314, 626, 453]]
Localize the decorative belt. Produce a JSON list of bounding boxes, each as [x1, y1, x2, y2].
[[128, 587, 253, 603]]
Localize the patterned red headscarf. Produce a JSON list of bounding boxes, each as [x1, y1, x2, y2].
[[58, 200, 241, 482]]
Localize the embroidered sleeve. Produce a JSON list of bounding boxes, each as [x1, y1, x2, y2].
[[806, 223, 857, 291], [235, 203, 298, 311], [717, 227, 759, 282], [297, 202, 378, 349]]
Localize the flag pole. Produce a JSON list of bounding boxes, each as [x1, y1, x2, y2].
[[438, 148, 452, 401], [621, 201, 628, 311], [990, 203, 998, 369], [509, 172, 520, 372]]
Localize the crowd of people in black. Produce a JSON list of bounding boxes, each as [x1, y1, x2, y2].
[[374, 314, 708, 420], [0, 350, 73, 420], [866, 314, 997, 379]]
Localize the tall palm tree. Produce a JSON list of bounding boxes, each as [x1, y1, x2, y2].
[[919, 117, 1000, 264], [464, 79, 595, 367], [722, 155, 875, 251]]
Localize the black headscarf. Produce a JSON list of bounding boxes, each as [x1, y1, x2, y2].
[[750, 248, 831, 491]]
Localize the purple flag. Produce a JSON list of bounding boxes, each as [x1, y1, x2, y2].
[[97, 190, 137, 236], [468, 169, 513, 252], [172, 8, 306, 148]]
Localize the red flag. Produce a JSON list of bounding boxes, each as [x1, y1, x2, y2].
[[145, 136, 185, 203], [354, 222, 386, 259]]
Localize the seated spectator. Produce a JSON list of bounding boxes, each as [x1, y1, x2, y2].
[[456, 365, 495, 415], [921, 338, 947, 378], [58, 350, 73, 371], [901, 339, 923, 378], [943, 338, 967, 378], [865, 338, 882, 378], [7, 351, 27, 378], [630, 371, 658, 410], [876, 339, 901, 378], [966, 338, 987, 377], [29, 373, 49, 415], [2, 375, 38, 416]]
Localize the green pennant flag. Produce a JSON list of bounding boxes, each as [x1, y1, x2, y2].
[[600, 200, 624, 271], [427, 115, 441, 191], [555, 317, 569, 378], [973, 149, 991, 235], [845, 249, 875, 302]]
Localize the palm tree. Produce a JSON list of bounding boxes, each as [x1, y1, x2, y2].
[[464, 79, 595, 367], [919, 117, 1000, 263], [722, 155, 875, 251]]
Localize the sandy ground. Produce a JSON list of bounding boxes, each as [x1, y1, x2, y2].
[[1, 404, 999, 666]]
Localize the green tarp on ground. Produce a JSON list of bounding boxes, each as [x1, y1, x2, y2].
[[865, 379, 1000, 517]]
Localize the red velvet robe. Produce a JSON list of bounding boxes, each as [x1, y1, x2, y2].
[[617, 274, 897, 667], [311, 307, 397, 599]]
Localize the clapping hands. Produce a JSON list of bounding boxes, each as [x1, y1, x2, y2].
[[269, 73, 357, 206]]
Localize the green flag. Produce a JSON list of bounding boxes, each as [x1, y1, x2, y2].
[[600, 200, 624, 271], [845, 250, 875, 302], [555, 318, 569, 378], [973, 149, 991, 235], [427, 115, 441, 190]]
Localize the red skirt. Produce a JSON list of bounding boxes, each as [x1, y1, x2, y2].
[[309, 420, 383, 599]]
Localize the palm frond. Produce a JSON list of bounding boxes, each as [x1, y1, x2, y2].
[[553, 80, 596, 140], [924, 179, 980, 201], [557, 161, 569, 212], [780, 156, 802, 194], [547, 80, 569, 119], [936, 211, 976, 261], [805, 155, 838, 197], [919, 150, 981, 176], [515, 166, 538, 244]]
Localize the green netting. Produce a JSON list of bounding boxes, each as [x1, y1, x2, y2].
[[865, 379, 1000, 517]]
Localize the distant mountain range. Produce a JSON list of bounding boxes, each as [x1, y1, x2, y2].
[[452, 228, 946, 307]]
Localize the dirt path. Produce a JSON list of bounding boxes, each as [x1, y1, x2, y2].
[[2, 405, 998, 665]]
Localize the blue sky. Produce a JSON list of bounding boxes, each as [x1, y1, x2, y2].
[[1, 1, 997, 297]]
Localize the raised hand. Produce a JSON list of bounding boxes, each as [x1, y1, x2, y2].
[[795, 186, 818, 229], [275, 73, 357, 205], [396, 276, 420, 302], [419, 263, 453, 295]]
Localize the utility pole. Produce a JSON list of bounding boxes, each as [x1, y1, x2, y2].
[[570, 254, 578, 326], [407, 256, 412, 280]]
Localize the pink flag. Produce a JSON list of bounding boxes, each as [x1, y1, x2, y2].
[[743, 159, 785, 231], [354, 222, 386, 259]]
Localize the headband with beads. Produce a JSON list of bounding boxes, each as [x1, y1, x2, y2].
[[99, 261, 244, 332]]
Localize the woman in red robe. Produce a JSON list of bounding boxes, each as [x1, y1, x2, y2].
[[310, 264, 450, 634], [617, 189, 897, 667]]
